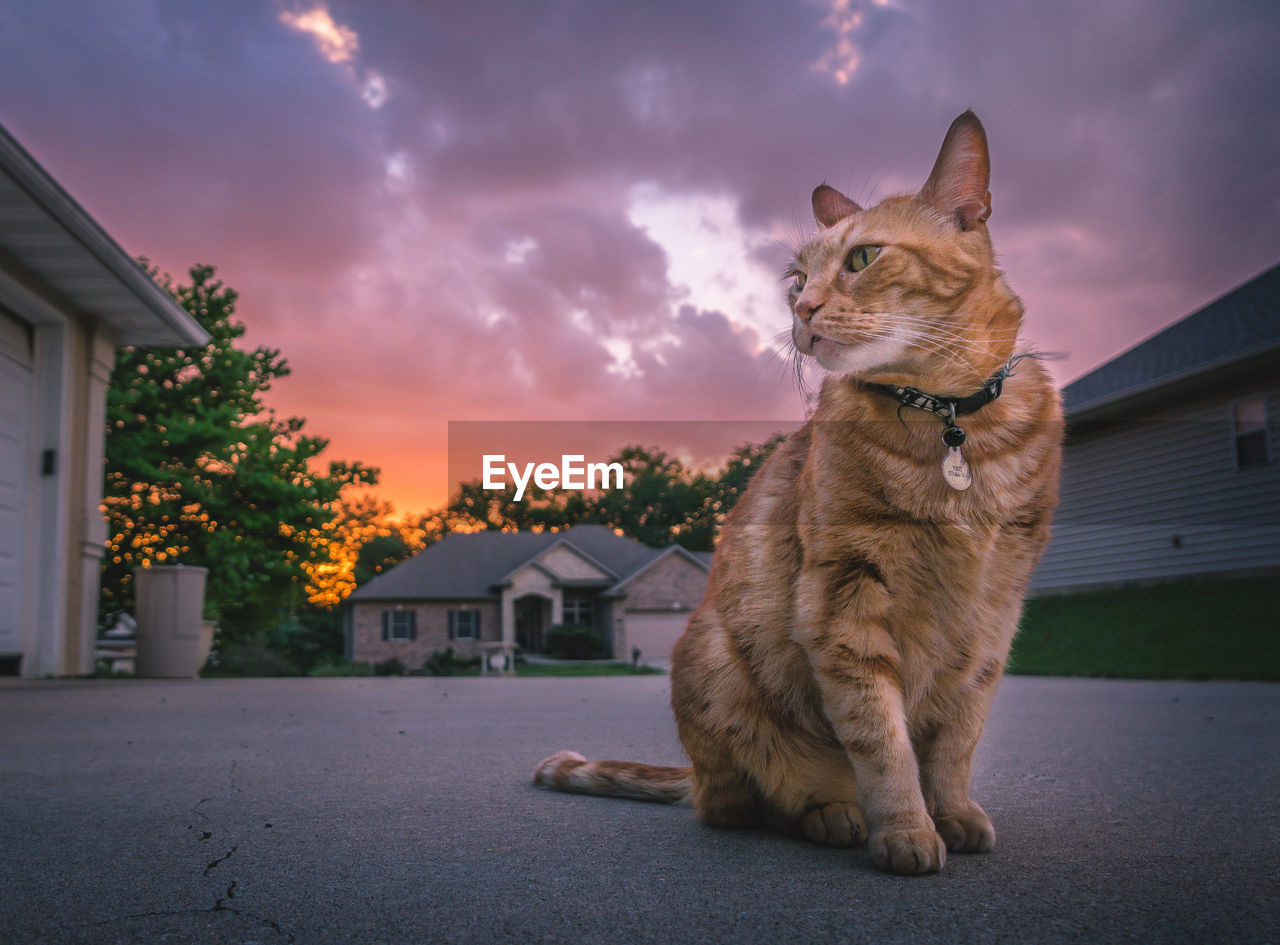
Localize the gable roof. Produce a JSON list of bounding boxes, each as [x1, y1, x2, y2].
[[497, 535, 618, 586], [348, 524, 670, 602], [605, 544, 711, 596], [1062, 262, 1280, 419]]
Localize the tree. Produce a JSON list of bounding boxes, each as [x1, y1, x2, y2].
[[581, 446, 715, 550], [704, 434, 786, 527], [303, 493, 441, 607], [101, 264, 375, 637]]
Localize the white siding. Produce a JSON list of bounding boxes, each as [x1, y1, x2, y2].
[[1031, 385, 1280, 592]]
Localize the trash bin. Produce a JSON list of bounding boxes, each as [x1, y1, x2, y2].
[[134, 564, 210, 678]]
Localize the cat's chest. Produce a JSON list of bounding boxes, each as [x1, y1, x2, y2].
[[881, 519, 1001, 614], [873, 450, 1031, 524]]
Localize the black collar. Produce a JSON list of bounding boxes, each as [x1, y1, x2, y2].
[[860, 356, 1026, 424]]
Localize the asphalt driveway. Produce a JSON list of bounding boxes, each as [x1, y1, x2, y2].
[[2, 675, 1276, 944]]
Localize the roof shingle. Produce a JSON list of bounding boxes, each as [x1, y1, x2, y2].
[[347, 524, 668, 601], [1062, 262, 1280, 416]]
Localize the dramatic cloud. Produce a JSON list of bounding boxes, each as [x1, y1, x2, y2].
[[278, 4, 359, 65], [1, 0, 1276, 510]]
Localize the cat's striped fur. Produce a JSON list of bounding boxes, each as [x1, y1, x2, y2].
[[534, 111, 1063, 876]]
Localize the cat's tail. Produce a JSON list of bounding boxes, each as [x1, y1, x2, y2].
[[533, 750, 693, 805]]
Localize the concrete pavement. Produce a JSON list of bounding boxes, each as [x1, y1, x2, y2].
[[2, 675, 1276, 944]]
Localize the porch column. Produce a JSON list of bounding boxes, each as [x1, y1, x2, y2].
[[501, 588, 516, 648]]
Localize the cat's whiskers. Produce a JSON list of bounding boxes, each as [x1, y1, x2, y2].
[[790, 343, 814, 406], [891, 332, 992, 384], [819, 316, 994, 362], [868, 313, 1022, 338], [831, 318, 992, 384], [864, 315, 1023, 371], [756, 331, 800, 383], [802, 310, 1005, 385], [887, 327, 1015, 361]]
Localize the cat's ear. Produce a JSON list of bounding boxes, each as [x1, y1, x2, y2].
[[919, 110, 992, 229], [812, 184, 862, 228]]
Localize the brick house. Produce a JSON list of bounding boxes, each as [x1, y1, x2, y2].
[[344, 525, 711, 669]]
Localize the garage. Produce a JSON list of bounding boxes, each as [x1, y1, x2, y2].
[[624, 610, 693, 668], [0, 310, 31, 669], [0, 124, 208, 676]]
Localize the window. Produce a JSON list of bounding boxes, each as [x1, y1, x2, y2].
[[449, 609, 480, 640], [563, 598, 594, 628], [382, 609, 415, 641], [1233, 397, 1270, 468]]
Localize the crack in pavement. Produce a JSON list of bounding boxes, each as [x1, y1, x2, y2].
[[52, 758, 302, 941], [188, 796, 213, 824], [55, 857, 295, 942], [57, 902, 297, 943], [203, 844, 238, 876]]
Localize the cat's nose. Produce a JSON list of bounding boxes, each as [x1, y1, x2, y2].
[[798, 302, 823, 324], [795, 290, 825, 323]]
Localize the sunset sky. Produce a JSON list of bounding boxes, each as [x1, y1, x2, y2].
[[2, 0, 1278, 512]]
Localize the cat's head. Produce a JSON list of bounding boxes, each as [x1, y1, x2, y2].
[[789, 110, 1021, 393]]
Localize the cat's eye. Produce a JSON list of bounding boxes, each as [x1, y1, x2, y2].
[[792, 271, 807, 291], [846, 245, 881, 273]]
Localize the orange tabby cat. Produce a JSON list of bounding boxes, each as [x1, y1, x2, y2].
[[534, 111, 1063, 876]]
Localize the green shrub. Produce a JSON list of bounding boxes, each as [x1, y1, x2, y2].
[[545, 623, 603, 660], [263, 608, 343, 675], [373, 657, 406, 676], [206, 641, 301, 677], [423, 647, 457, 676], [308, 656, 374, 677]]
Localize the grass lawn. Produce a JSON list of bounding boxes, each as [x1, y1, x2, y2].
[[411, 661, 663, 678], [1009, 575, 1279, 680], [302, 658, 663, 678], [512, 661, 665, 677]]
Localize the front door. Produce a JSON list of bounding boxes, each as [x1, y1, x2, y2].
[[514, 596, 545, 652]]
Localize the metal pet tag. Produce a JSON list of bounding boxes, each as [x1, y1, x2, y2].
[[942, 446, 972, 491]]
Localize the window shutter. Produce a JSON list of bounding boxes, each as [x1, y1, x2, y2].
[[381, 610, 390, 642], [408, 611, 417, 641], [474, 611, 482, 641], [447, 610, 456, 641]]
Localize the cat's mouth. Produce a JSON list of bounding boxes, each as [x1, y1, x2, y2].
[[802, 331, 856, 372], [799, 329, 845, 359], [795, 322, 913, 377], [794, 321, 831, 356], [810, 334, 838, 355]]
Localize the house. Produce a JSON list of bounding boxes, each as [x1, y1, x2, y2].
[[1031, 262, 1280, 593], [345, 524, 711, 668], [0, 125, 207, 676]]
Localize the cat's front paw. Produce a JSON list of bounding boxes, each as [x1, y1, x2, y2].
[[868, 827, 946, 875], [933, 801, 995, 853], [800, 802, 868, 847]]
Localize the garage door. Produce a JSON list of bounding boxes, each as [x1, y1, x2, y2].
[[0, 310, 32, 662], [625, 611, 692, 668]]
